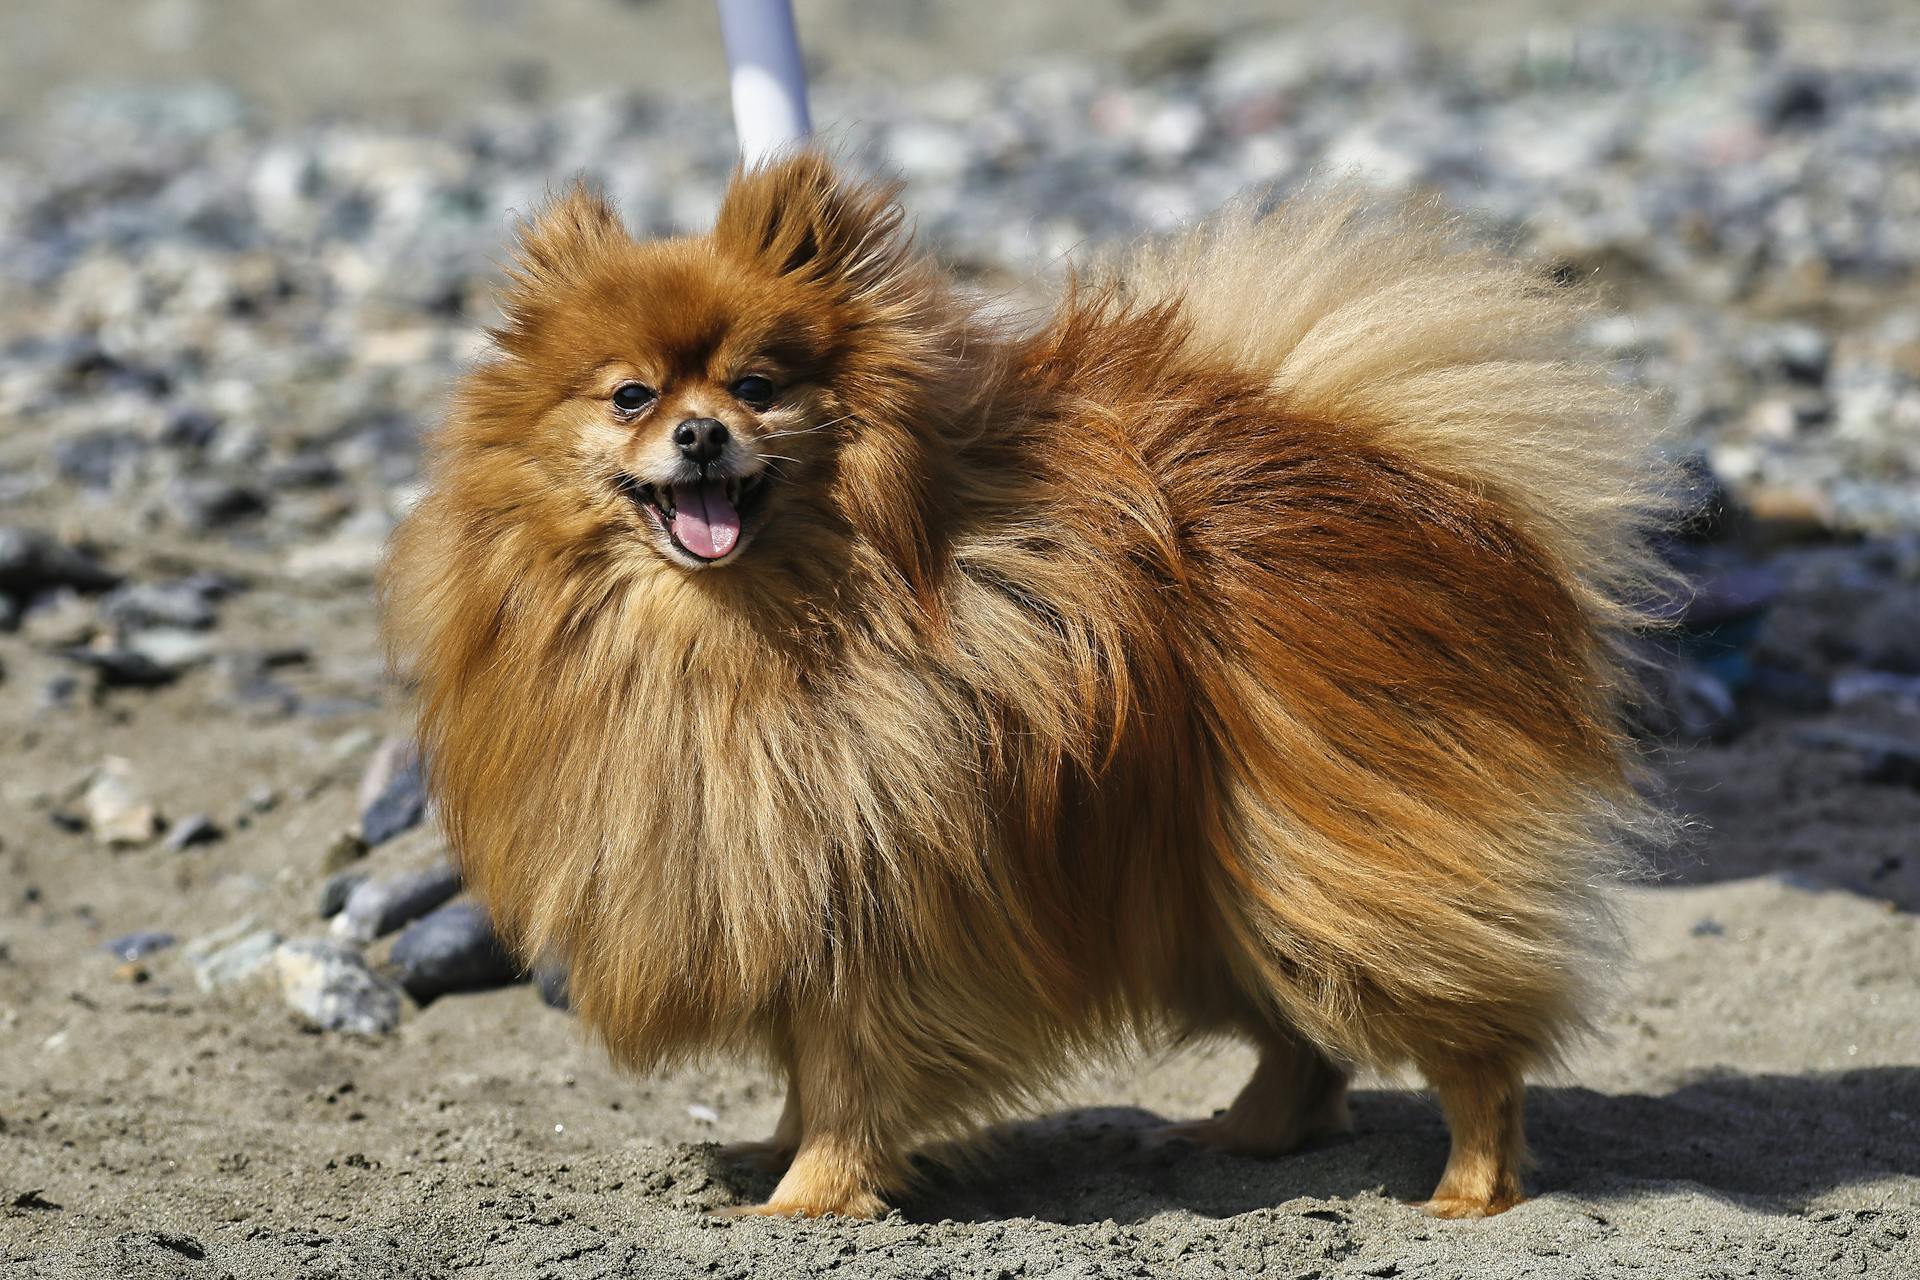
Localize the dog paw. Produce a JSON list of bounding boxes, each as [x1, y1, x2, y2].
[[712, 1190, 888, 1220], [1416, 1193, 1524, 1219]]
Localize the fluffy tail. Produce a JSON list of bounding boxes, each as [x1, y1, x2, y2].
[[1098, 188, 1681, 1069], [1113, 186, 1675, 641]]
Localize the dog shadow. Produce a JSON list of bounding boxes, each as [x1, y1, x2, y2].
[[714, 1066, 1920, 1225]]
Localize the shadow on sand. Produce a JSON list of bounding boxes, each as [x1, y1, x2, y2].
[[711, 1067, 1920, 1224]]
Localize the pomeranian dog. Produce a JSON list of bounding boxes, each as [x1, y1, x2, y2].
[[382, 151, 1668, 1220]]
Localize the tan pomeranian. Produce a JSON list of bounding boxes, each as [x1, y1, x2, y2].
[[381, 151, 1670, 1220]]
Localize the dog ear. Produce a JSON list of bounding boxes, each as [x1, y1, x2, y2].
[[495, 182, 628, 345], [504, 182, 628, 294], [713, 152, 910, 296]]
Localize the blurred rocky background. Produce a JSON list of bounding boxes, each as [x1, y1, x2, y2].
[[3, 2, 1919, 1277]]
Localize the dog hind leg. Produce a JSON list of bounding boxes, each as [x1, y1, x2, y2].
[[1151, 1025, 1351, 1156]]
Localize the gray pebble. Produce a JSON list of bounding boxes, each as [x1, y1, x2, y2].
[[534, 959, 570, 1012], [390, 900, 522, 1002], [274, 939, 403, 1035], [317, 869, 369, 918], [104, 930, 176, 962], [332, 864, 461, 943], [0, 527, 120, 595], [161, 814, 224, 852], [359, 748, 428, 847], [97, 580, 223, 631], [188, 922, 283, 992]]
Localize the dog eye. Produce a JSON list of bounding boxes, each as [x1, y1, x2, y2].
[[730, 374, 776, 407], [611, 382, 656, 413]]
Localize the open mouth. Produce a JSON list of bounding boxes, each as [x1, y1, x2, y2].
[[616, 471, 773, 564]]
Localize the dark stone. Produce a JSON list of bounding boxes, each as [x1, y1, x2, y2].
[[390, 900, 522, 1002], [158, 408, 221, 449], [0, 527, 121, 595], [336, 864, 461, 942], [266, 451, 344, 490], [60, 646, 178, 688], [534, 959, 570, 1011], [318, 869, 369, 918], [161, 814, 223, 851], [167, 477, 269, 530], [360, 752, 428, 847], [104, 930, 176, 962], [1764, 69, 1828, 131]]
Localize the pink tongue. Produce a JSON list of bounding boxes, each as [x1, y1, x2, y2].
[[670, 480, 741, 560]]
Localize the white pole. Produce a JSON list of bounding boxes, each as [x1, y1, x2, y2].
[[716, 0, 813, 166]]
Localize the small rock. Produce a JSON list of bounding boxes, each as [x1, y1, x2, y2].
[[61, 645, 178, 689], [274, 939, 403, 1035], [318, 869, 369, 918], [83, 758, 162, 847], [188, 922, 283, 992], [390, 900, 521, 1002], [167, 477, 269, 531], [332, 864, 461, 943], [97, 579, 221, 631], [534, 959, 570, 1011], [1689, 918, 1725, 938], [161, 814, 223, 852], [123, 627, 218, 674], [356, 736, 419, 813], [1831, 671, 1920, 710], [104, 930, 176, 962], [687, 1103, 720, 1125], [359, 745, 427, 847], [0, 527, 120, 595]]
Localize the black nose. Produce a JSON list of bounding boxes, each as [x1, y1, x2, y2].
[[672, 417, 730, 465]]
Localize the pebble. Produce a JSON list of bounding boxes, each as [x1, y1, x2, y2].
[[331, 863, 461, 943], [122, 627, 219, 674], [96, 578, 226, 631], [104, 930, 176, 962], [61, 645, 178, 690], [82, 757, 162, 847], [161, 814, 224, 852], [0, 527, 120, 596], [274, 939, 404, 1035], [359, 746, 428, 847], [1830, 672, 1920, 711], [187, 921, 283, 992], [317, 869, 369, 918], [534, 959, 571, 1012], [165, 477, 269, 532], [389, 900, 522, 1002]]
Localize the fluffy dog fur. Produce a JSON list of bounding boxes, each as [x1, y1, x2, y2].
[[381, 152, 1671, 1220]]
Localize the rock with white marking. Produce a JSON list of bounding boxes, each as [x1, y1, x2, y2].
[[274, 939, 404, 1035]]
